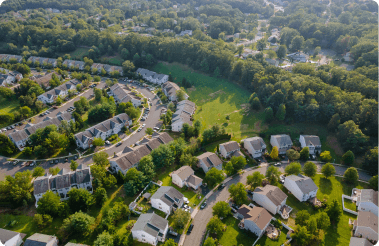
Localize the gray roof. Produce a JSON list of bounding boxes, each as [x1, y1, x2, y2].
[[172, 110, 192, 125], [151, 186, 184, 207], [155, 132, 174, 144], [271, 135, 293, 147], [0, 228, 25, 244], [286, 174, 318, 194], [24, 233, 57, 246], [162, 82, 180, 96], [357, 211, 378, 233], [112, 144, 151, 172], [349, 237, 373, 246], [254, 185, 287, 206], [359, 189, 378, 206], [39, 79, 81, 99], [245, 137, 266, 150], [301, 135, 321, 147], [197, 152, 223, 168], [220, 141, 240, 153], [132, 213, 168, 237], [33, 175, 51, 195], [177, 100, 195, 108], [187, 175, 203, 187], [172, 166, 194, 181]]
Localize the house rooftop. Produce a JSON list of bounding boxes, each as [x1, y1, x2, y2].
[[254, 185, 287, 206], [349, 237, 373, 246], [132, 213, 168, 238], [357, 211, 378, 233], [271, 135, 293, 147], [151, 186, 184, 207], [0, 228, 26, 244], [172, 166, 194, 181], [244, 137, 266, 150], [220, 141, 240, 153], [300, 135, 321, 147], [24, 233, 56, 246], [197, 152, 223, 168], [359, 189, 378, 206], [286, 174, 318, 194], [237, 205, 272, 230]]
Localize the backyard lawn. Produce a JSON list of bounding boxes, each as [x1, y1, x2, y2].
[[0, 97, 20, 128], [65, 47, 90, 60], [256, 228, 288, 246], [218, 216, 258, 246], [343, 198, 356, 211]]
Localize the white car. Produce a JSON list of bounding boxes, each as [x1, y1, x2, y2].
[[142, 124, 146, 128], [153, 127, 160, 130], [105, 140, 111, 145]]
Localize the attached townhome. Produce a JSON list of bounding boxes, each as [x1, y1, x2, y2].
[[74, 113, 132, 150], [243, 137, 266, 158], [0, 228, 26, 246], [0, 73, 15, 86], [8, 112, 74, 151], [354, 189, 378, 216], [299, 135, 321, 155], [237, 205, 273, 237], [177, 100, 196, 115], [131, 213, 169, 245], [136, 68, 169, 85], [252, 185, 288, 215], [31, 72, 59, 89], [27, 56, 57, 67], [108, 83, 142, 107], [103, 64, 123, 76], [151, 186, 184, 214], [171, 166, 203, 190], [24, 234, 58, 246], [270, 135, 293, 154], [219, 141, 244, 159], [171, 100, 196, 132], [161, 82, 188, 101], [91, 63, 104, 73], [0, 54, 23, 63], [109, 132, 173, 175], [287, 52, 307, 62], [349, 237, 374, 246], [37, 79, 81, 104], [33, 164, 92, 207], [197, 152, 223, 173], [284, 174, 318, 202], [352, 211, 378, 243], [63, 60, 85, 70]]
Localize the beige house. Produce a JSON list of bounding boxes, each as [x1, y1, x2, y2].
[[171, 166, 202, 190], [219, 141, 244, 159], [197, 152, 223, 173], [353, 211, 378, 243], [237, 205, 272, 237]]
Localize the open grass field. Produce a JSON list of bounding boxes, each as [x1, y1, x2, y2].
[[101, 53, 123, 66], [66, 47, 90, 60], [0, 97, 20, 128], [218, 216, 258, 246], [256, 228, 289, 246]]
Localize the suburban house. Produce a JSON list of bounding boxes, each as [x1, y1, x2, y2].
[[243, 137, 266, 158], [131, 213, 169, 246], [0, 73, 15, 86], [270, 135, 293, 154], [28, 56, 57, 67], [237, 205, 273, 237], [63, 60, 85, 70], [136, 68, 169, 85], [219, 141, 244, 158], [0, 228, 26, 246], [343, 52, 354, 62], [37, 79, 81, 104], [252, 185, 288, 215], [24, 233, 58, 246], [33, 164, 92, 207], [91, 63, 104, 73], [75, 113, 132, 150], [354, 189, 378, 216], [197, 152, 223, 173], [299, 135, 321, 155], [8, 112, 74, 151], [179, 30, 193, 36], [108, 83, 142, 107], [352, 211, 378, 243], [31, 72, 59, 89], [349, 237, 373, 246], [171, 110, 192, 132], [103, 64, 123, 76], [109, 132, 173, 174], [161, 82, 188, 101], [287, 52, 307, 62], [151, 186, 184, 214], [284, 174, 318, 202], [171, 166, 203, 190], [0, 54, 23, 63]]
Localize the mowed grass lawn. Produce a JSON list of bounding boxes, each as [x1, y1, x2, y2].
[[153, 62, 265, 141], [256, 228, 288, 246], [218, 216, 258, 246], [0, 97, 20, 128], [66, 47, 90, 60], [279, 174, 369, 246]]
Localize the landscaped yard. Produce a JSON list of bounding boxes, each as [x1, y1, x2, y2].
[[218, 216, 258, 246], [256, 228, 288, 246], [343, 198, 356, 211]]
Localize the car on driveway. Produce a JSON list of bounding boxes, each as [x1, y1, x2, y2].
[[200, 202, 207, 209], [153, 127, 160, 130], [231, 204, 240, 210], [218, 184, 225, 190], [169, 229, 178, 236], [274, 162, 281, 166], [231, 208, 237, 213], [55, 159, 59, 164]]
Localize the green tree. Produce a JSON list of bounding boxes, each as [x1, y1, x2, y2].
[[326, 199, 342, 223], [70, 160, 79, 171], [264, 107, 274, 123], [246, 171, 265, 189], [291, 35, 305, 51], [295, 210, 310, 226], [363, 147, 378, 174], [285, 162, 302, 175], [0, 87, 15, 99], [92, 137, 104, 147], [176, 89, 186, 102], [67, 188, 94, 213], [275, 104, 286, 121], [277, 45, 287, 59], [94, 88, 102, 101], [33, 214, 53, 229], [172, 209, 190, 229], [256, 38, 267, 51], [138, 155, 156, 180], [265, 166, 280, 184], [164, 239, 178, 246], [320, 151, 333, 163], [145, 128, 153, 135], [237, 45, 244, 56], [93, 152, 109, 167], [62, 211, 95, 235], [293, 226, 311, 245], [321, 163, 335, 179], [32, 167, 45, 177], [303, 161, 317, 177], [327, 113, 340, 131], [270, 146, 279, 160], [37, 190, 62, 217], [343, 167, 359, 184], [316, 212, 331, 230], [94, 187, 108, 206], [0, 133, 17, 155], [122, 60, 135, 75], [206, 216, 224, 236], [205, 168, 225, 187], [342, 151, 355, 166], [179, 154, 198, 169], [212, 201, 231, 218], [251, 97, 260, 110], [151, 144, 174, 169], [307, 217, 318, 234], [286, 149, 300, 161], [300, 147, 309, 160], [228, 183, 247, 205], [203, 237, 217, 246], [369, 175, 378, 191]]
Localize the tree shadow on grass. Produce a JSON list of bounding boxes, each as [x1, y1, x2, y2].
[[319, 177, 333, 195]]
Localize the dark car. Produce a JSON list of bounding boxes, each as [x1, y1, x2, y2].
[[200, 202, 207, 209], [187, 224, 194, 234], [231, 204, 240, 210], [116, 142, 122, 147], [55, 159, 59, 163], [218, 184, 225, 190], [231, 208, 237, 213]]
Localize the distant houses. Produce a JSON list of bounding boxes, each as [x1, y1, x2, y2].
[[299, 135, 321, 155], [27, 56, 57, 67], [131, 213, 169, 245], [63, 60, 85, 70], [219, 141, 244, 159], [108, 83, 142, 107], [0, 54, 23, 63], [31, 72, 59, 89], [243, 137, 266, 158], [171, 100, 196, 132], [136, 68, 168, 85], [37, 79, 81, 104], [284, 174, 318, 202], [0, 69, 23, 86], [197, 152, 223, 173], [270, 134, 293, 155], [179, 30, 193, 36]]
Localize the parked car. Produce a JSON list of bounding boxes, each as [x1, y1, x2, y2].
[[55, 159, 59, 163], [153, 127, 160, 130], [74, 156, 78, 160], [142, 124, 146, 128], [65, 158, 68, 162], [105, 140, 111, 145], [50, 160, 54, 164], [116, 142, 122, 147], [200, 202, 207, 209], [274, 162, 281, 166], [231, 208, 237, 213], [169, 229, 178, 237], [187, 224, 194, 234], [218, 184, 225, 190], [231, 204, 240, 210], [137, 128, 142, 132]]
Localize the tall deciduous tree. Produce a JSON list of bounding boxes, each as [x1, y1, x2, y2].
[[266, 166, 281, 184], [321, 163, 335, 179], [212, 201, 231, 218], [300, 147, 309, 160], [303, 161, 317, 177], [286, 149, 300, 161], [206, 216, 224, 236], [270, 146, 279, 160], [276, 104, 286, 121], [342, 151, 355, 166], [343, 167, 358, 184], [37, 190, 62, 217], [246, 171, 265, 189], [228, 183, 247, 205], [285, 162, 302, 175], [67, 188, 94, 213], [205, 168, 225, 188], [326, 199, 342, 223]]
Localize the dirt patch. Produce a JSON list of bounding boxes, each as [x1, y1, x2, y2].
[[209, 90, 225, 97], [327, 136, 344, 156]]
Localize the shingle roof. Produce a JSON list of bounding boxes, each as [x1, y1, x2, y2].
[[172, 110, 192, 125], [33, 175, 51, 195], [301, 135, 321, 146], [245, 137, 266, 150], [359, 189, 378, 206], [162, 81, 180, 96], [254, 185, 287, 206], [271, 135, 293, 147], [112, 144, 151, 172], [197, 152, 223, 168], [349, 237, 373, 246], [187, 175, 203, 187], [220, 141, 240, 152], [172, 166, 194, 181], [132, 213, 168, 237], [0, 228, 24, 244], [151, 186, 184, 207], [237, 205, 272, 230], [156, 132, 174, 144], [286, 174, 318, 194], [24, 233, 57, 246], [357, 211, 378, 233]]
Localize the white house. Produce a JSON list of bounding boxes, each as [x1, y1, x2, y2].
[[33, 164, 92, 207], [176, 100, 196, 115], [171, 110, 192, 132], [253, 185, 288, 215], [131, 213, 169, 245], [270, 135, 293, 154], [237, 205, 272, 237], [284, 174, 318, 202], [108, 83, 142, 107], [63, 60, 85, 70], [219, 141, 244, 159], [353, 211, 378, 243], [179, 30, 192, 36], [24, 233, 58, 246], [243, 137, 266, 158], [8, 112, 74, 151], [37, 79, 81, 104], [161, 82, 188, 101], [171, 166, 203, 190], [136, 68, 169, 85], [197, 152, 223, 173], [299, 135, 321, 155], [0, 228, 26, 246], [349, 237, 373, 246], [28, 56, 57, 67], [151, 186, 184, 215], [355, 189, 378, 217], [75, 113, 132, 150]]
